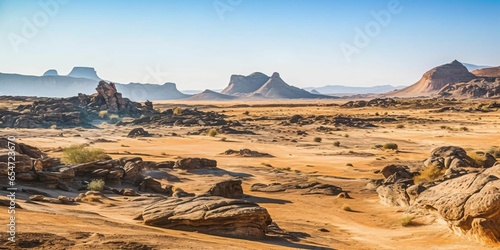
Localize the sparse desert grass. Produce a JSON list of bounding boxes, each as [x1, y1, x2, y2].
[[333, 141, 341, 147], [81, 194, 102, 202], [208, 128, 218, 137], [313, 137, 322, 143], [467, 151, 488, 167], [396, 124, 405, 129], [401, 214, 415, 227], [459, 126, 469, 132], [109, 114, 119, 123], [50, 124, 57, 129], [346, 163, 353, 167], [88, 179, 105, 191], [99, 110, 108, 119], [487, 146, 500, 158], [62, 144, 108, 164], [383, 143, 398, 150], [344, 134, 349, 138], [414, 164, 445, 183], [342, 204, 352, 212], [220, 137, 227, 141], [173, 107, 183, 116], [261, 163, 273, 168]]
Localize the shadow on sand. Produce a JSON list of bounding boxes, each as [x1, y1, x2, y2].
[[243, 195, 292, 205]]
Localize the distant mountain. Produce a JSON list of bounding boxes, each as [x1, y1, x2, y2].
[[304, 85, 406, 95], [43, 69, 59, 76], [186, 89, 237, 101], [67, 66, 101, 81], [386, 60, 477, 97], [250, 72, 330, 99], [117, 82, 189, 101], [221, 72, 269, 96], [472, 66, 500, 78], [0, 68, 188, 101], [180, 89, 223, 95], [463, 63, 492, 72]]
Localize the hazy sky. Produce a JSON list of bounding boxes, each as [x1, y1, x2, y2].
[[1, 0, 500, 90]]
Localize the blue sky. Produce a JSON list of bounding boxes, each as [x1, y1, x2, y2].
[[1, 0, 499, 89]]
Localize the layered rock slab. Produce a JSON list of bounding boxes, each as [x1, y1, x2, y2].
[[142, 196, 272, 239]]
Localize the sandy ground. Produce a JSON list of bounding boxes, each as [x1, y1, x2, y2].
[[0, 99, 499, 249]]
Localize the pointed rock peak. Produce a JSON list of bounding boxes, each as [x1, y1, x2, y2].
[[201, 89, 216, 94], [451, 59, 460, 64], [271, 72, 280, 78]]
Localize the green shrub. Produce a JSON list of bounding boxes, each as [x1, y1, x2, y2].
[[313, 137, 322, 143], [208, 128, 218, 137], [333, 141, 341, 147], [88, 179, 105, 191], [99, 110, 108, 119], [62, 144, 108, 164]]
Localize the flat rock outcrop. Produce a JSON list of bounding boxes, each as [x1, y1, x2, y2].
[[410, 163, 500, 246], [174, 158, 217, 170], [142, 196, 272, 239]]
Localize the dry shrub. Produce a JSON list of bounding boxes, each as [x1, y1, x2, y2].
[[414, 164, 445, 183], [62, 144, 108, 164]]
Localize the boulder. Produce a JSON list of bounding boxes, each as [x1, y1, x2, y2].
[[142, 196, 272, 239], [174, 158, 217, 170], [127, 128, 151, 138], [410, 163, 500, 245], [206, 179, 243, 198], [138, 176, 172, 195], [424, 146, 477, 170]]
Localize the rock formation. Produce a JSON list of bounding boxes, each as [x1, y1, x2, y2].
[[141, 196, 272, 239], [472, 66, 500, 78], [0, 81, 147, 128], [387, 60, 477, 97], [251, 72, 327, 99], [438, 78, 500, 98], [375, 146, 499, 246], [410, 163, 500, 246], [67, 67, 101, 81], [206, 179, 243, 198], [221, 72, 270, 96]]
